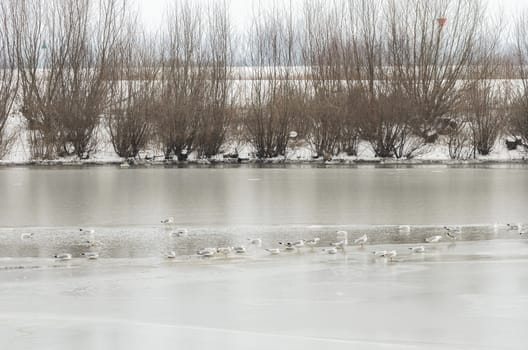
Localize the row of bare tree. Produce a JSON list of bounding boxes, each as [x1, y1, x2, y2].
[[1, 0, 528, 161], [0, 0, 232, 160]]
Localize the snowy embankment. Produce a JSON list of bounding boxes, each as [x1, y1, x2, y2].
[[1, 114, 526, 166]]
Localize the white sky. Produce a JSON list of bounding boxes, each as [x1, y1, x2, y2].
[[136, 0, 528, 31]]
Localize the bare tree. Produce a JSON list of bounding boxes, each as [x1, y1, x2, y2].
[[243, 2, 300, 159], [154, 0, 207, 160], [464, 82, 505, 157], [444, 116, 473, 159], [195, 1, 233, 158], [13, 0, 125, 159], [387, 0, 484, 142], [338, 90, 362, 156], [301, 0, 347, 158], [345, 0, 415, 158], [463, 14, 505, 157], [509, 96, 528, 150], [360, 90, 421, 159], [108, 21, 158, 159], [0, 1, 18, 159], [510, 12, 528, 149], [12, 0, 56, 158]]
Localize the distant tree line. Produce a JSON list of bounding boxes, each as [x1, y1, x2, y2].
[[1, 0, 528, 161]]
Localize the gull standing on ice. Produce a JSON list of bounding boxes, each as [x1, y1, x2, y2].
[[81, 252, 99, 260], [54, 253, 72, 261], [20, 233, 34, 240], [323, 247, 338, 254], [444, 226, 461, 239], [247, 238, 262, 247], [216, 247, 233, 256], [398, 225, 411, 234], [354, 234, 368, 247], [331, 230, 348, 249], [265, 248, 281, 255], [79, 229, 96, 242], [372, 250, 387, 258], [445, 231, 456, 239], [165, 251, 177, 259], [79, 228, 95, 235], [173, 228, 188, 237], [161, 217, 174, 225], [506, 223, 523, 232], [293, 240, 305, 248], [82, 240, 104, 247], [409, 246, 425, 253], [336, 230, 348, 241], [331, 240, 347, 250], [278, 242, 296, 251], [197, 248, 216, 257], [382, 250, 397, 261], [425, 235, 442, 243], [233, 246, 247, 254], [305, 238, 320, 249]]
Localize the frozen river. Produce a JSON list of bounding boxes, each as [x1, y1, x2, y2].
[[1, 165, 527, 349]]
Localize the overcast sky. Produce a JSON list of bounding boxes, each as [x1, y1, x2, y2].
[[137, 0, 528, 31]]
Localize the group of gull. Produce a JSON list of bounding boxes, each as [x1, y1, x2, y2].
[[180, 230, 367, 259], [50, 228, 102, 261], [158, 218, 525, 262], [16, 217, 523, 261]]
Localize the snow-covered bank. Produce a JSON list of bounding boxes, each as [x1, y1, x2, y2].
[[1, 113, 526, 167], [1, 139, 526, 167]]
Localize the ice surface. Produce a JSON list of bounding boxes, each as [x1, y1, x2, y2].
[[0, 223, 525, 259], [1, 238, 528, 350]]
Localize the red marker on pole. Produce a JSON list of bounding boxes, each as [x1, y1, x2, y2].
[[437, 18, 447, 29]]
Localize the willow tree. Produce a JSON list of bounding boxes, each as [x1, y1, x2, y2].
[[0, 1, 18, 159], [301, 0, 354, 158], [107, 17, 159, 159], [244, 2, 302, 159], [464, 16, 505, 157], [13, 0, 126, 159], [194, 1, 233, 158], [387, 0, 484, 142], [344, 0, 411, 158], [463, 83, 506, 156], [510, 12, 528, 149], [154, 1, 207, 160]]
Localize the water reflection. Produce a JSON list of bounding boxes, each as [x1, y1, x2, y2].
[[1, 165, 527, 227]]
